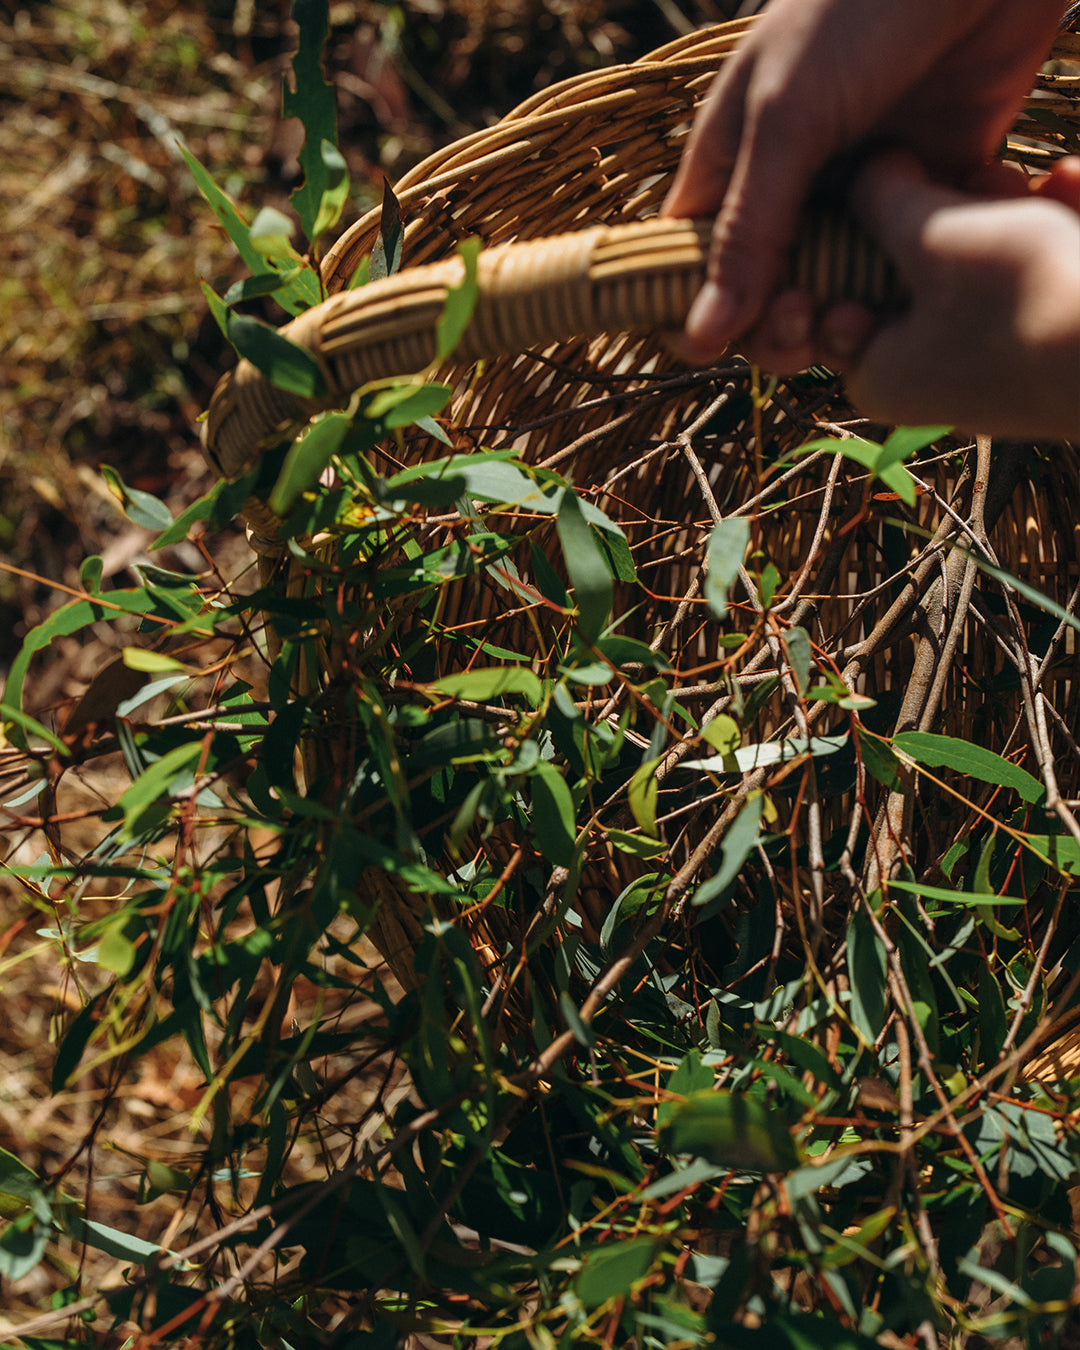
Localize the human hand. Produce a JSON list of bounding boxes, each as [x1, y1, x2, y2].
[[663, 0, 1065, 361], [815, 153, 1080, 439]]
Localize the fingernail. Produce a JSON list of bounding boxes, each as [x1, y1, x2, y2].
[[685, 280, 741, 354]]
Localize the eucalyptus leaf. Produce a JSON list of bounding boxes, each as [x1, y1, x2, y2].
[[228, 314, 328, 399], [662, 1090, 800, 1173], [269, 411, 356, 515], [0, 1146, 43, 1204], [367, 382, 452, 428], [370, 177, 403, 280], [100, 465, 175, 532], [249, 205, 298, 259], [428, 666, 542, 707], [556, 489, 612, 643], [311, 139, 350, 239], [628, 757, 660, 837], [529, 760, 577, 867], [559, 991, 595, 1049], [436, 237, 481, 360], [704, 517, 749, 620], [893, 731, 1045, 805], [785, 625, 811, 694], [693, 795, 763, 910], [283, 0, 338, 242], [847, 904, 887, 1044]]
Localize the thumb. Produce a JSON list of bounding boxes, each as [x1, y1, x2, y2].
[[850, 150, 965, 284]]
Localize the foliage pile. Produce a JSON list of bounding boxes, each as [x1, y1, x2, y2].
[[3, 4, 1080, 1349]]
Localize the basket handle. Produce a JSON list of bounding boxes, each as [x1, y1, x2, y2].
[[203, 210, 902, 481]]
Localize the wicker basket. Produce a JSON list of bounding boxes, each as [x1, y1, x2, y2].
[[203, 17, 1080, 1001]]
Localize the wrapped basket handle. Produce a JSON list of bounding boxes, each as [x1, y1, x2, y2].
[[203, 210, 902, 482]]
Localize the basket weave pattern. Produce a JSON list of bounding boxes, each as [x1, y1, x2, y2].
[[205, 19, 1080, 1024]]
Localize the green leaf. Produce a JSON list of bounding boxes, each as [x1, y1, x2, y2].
[[1019, 833, 1080, 875], [269, 411, 358, 515], [117, 742, 204, 840], [599, 874, 661, 954], [121, 648, 186, 674], [693, 795, 763, 911], [52, 992, 108, 1091], [576, 1237, 656, 1309], [556, 489, 612, 643], [758, 560, 781, 608], [597, 635, 669, 671], [879, 424, 952, 468], [223, 270, 302, 306], [662, 1090, 800, 1173], [893, 731, 1045, 804], [785, 626, 811, 694], [99, 464, 174, 532], [821, 1206, 897, 1267], [67, 1215, 176, 1265], [806, 676, 875, 710], [311, 139, 350, 240], [80, 554, 103, 592], [143, 1158, 193, 1198], [97, 921, 136, 977], [686, 733, 848, 774], [436, 237, 481, 360], [529, 760, 577, 867], [885, 877, 1025, 907], [347, 252, 371, 290], [978, 961, 1007, 1066], [717, 1312, 884, 1349], [659, 1049, 716, 1128], [387, 454, 525, 502], [428, 666, 543, 707], [200, 279, 230, 338], [793, 432, 932, 506], [370, 177, 403, 281], [640, 1157, 726, 1200], [847, 903, 887, 1043], [366, 382, 452, 428], [178, 143, 267, 282], [0, 1212, 50, 1282], [0, 1146, 42, 1204], [228, 314, 327, 399], [606, 828, 665, 857], [3, 597, 105, 732], [249, 205, 299, 260], [702, 713, 740, 759], [559, 991, 595, 1049], [373, 1184, 426, 1279], [758, 1026, 842, 1092], [628, 757, 660, 837], [283, 0, 338, 243], [858, 727, 903, 791], [150, 478, 232, 550], [0, 703, 70, 758], [704, 518, 749, 620]]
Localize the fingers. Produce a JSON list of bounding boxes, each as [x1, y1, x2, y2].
[[1036, 155, 1080, 213], [680, 132, 824, 361], [664, 14, 841, 361], [728, 293, 877, 375], [663, 62, 748, 221], [849, 150, 966, 284]]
